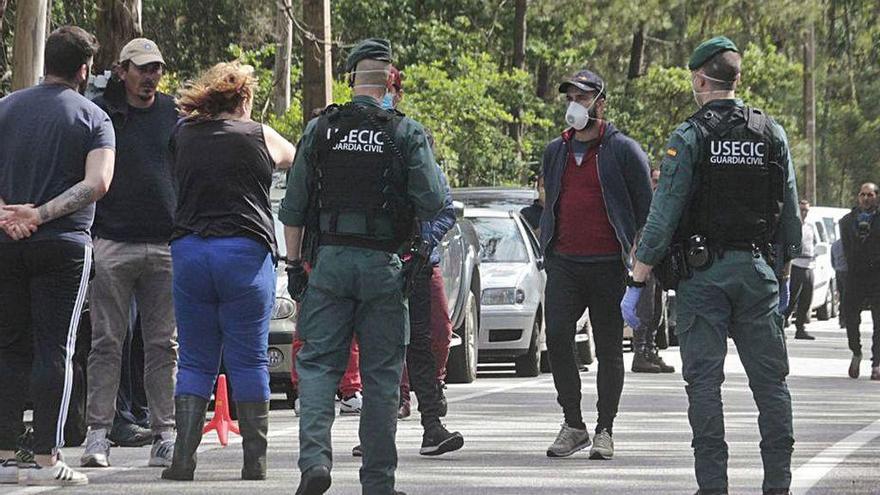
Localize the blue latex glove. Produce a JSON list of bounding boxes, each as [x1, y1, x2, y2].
[[778, 278, 790, 314], [620, 286, 643, 329]]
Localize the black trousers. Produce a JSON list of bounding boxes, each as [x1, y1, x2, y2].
[[0, 240, 91, 454], [786, 265, 813, 331], [836, 271, 848, 329], [844, 274, 880, 367], [405, 265, 443, 429], [544, 256, 625, 433]]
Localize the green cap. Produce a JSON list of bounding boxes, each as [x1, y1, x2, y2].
[[345, 38, 392, 73], [688, 36, 738, 71]]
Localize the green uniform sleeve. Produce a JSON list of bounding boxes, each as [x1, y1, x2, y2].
[[278, 119, 318, 226], [772, 122, 802, 259], [399, 118, 444, 220], [635, 123, 699, 266]]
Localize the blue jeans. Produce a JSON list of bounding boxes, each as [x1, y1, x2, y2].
[[170, 235, 274, 402]]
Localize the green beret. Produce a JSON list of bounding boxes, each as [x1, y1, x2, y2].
[[688, 36, 739, 70], [345, 38, 392, 73]]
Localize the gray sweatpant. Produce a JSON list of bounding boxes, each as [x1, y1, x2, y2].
[[87, 238, 178, 434]]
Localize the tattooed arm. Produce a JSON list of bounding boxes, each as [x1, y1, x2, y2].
[[0, 148, 115, 230]]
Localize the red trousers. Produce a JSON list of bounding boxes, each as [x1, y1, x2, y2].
[[291, 336, 361, 396]]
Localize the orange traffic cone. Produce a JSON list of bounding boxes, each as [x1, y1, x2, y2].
[[203, 374, 239, 446]]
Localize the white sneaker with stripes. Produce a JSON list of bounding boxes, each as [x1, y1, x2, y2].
[[19, 460, 88, 486]]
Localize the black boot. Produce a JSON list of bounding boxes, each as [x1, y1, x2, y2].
[[295, 465, 331, 495], [161, 395, 208, 481], [649, 349, 676, 373], [631, 350, 661, 373], [237, 401, 269, 480]]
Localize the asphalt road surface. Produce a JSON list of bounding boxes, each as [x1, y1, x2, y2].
[[4, 314, 879, 495]]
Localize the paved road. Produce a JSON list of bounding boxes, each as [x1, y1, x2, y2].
[[3, 315, 879, 495]]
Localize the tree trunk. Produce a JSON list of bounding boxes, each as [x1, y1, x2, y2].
[[301, 0, 332, 125], [536, 60, 549, 99], [802, 23, 817, 205], [273, 0, 292, 116], [510, 0, 526, 167], [95, 0, 143, 73], [627, 21, 646, 80], [12, 0, 48, 90], [0, 0, 8, 33]]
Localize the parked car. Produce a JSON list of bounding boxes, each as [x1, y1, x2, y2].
[[267, 191, 483, 394], [453, 187, 595, 367], [805, 206, 850, 320], [465, 208, 546, 376]]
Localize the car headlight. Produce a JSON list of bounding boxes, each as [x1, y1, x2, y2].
[[481, 288, 526, 305], [272, 297, 296, 320]]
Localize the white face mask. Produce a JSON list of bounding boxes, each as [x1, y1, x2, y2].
[[691, 72, 735, 107], [565, 101, 591, 130]]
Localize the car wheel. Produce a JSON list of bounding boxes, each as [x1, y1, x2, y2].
[[816, 288, 832, 321], [447, 282, 479, 384], [515, 314, 541, 377]]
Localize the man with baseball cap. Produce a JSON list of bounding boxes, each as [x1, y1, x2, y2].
[[539, 68, 652, 460], [80, 37, 179, 470]]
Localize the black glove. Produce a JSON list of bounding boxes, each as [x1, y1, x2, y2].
[[285, 259, 309, 302]]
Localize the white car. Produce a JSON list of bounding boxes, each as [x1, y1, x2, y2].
[[805, 206, 850, 320], [465, 208, 547, 376]]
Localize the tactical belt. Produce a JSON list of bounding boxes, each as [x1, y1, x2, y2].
[[319, 232, 400, 253]]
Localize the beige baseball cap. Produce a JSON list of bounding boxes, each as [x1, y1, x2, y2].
[[119, 38, 165, 66]]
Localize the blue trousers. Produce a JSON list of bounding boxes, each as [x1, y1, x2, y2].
[[170, 235, 274, 402]]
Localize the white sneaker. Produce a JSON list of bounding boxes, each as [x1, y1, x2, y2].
[[589, 428, 614, 459], [339, 392, 362, 415], [80, 428, 111, 468], [0, 459, 18, 484], [19, 460, 88, 486], [546, 424, 591, 457], [148, 431, 175, 467]]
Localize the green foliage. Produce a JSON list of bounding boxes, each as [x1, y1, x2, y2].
[[403, 54, 551, 186], [2, 0, 878, 206]]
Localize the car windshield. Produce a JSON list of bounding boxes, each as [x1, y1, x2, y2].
[[471, 217, 529, 263], [272, 199, 287, 259]]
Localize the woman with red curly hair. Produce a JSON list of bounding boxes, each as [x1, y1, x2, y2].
[[162, 62, 295, 482]]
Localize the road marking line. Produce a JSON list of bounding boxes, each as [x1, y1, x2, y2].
[[791, 418, 880, 494], [447, 376, 552, 403]]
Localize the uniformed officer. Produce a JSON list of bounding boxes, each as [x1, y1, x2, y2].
[[278, 38, 444, 495], [620, 36, 801, 495]]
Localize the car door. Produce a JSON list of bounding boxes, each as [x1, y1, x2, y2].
[[439, 223, 464, 316], [811, 220, 832, 308]]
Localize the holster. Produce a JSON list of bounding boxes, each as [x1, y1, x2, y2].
[[654, 243, 690, 290]]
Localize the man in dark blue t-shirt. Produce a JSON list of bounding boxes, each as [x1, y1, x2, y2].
[[80, 37, 179, 471], [0, 26, 115, 487]]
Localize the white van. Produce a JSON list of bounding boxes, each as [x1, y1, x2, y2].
[[805, 206, 850, 320]]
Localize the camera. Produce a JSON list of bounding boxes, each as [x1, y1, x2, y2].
[[857, 220, 871, 241]]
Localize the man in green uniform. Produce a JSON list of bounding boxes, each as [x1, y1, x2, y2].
[[278, 38, 443, 495], [620, 37, 801, 495]]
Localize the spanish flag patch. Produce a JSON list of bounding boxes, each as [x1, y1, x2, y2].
[[666, 148, 677, 157]]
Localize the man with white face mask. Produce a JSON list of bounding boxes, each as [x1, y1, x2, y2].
[[538, 69, 652, 461]]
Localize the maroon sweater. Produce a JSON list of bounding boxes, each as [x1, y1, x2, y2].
[[553, 125, 620, 257]]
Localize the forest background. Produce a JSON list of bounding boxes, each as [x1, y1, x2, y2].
[[1, 0, 878, 207]]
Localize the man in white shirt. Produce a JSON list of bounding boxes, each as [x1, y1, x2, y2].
[[785, 200, 816, 340]]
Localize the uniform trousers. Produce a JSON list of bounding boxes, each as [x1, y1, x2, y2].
[[296, 245, 407, 495], [676, 251, 793, 492]]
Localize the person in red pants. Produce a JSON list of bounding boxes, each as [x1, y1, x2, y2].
[[290, 337, 362, 415]]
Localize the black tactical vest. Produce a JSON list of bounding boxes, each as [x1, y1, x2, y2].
[[681, 104, 787, 248], [310, 102, 412, 251]]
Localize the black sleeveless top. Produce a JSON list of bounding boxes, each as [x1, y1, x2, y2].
[[170, 118, 276, 258]]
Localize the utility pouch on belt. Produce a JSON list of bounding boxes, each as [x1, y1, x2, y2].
[[686, 234, 713, 271], [654, 243, 689, 290]]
